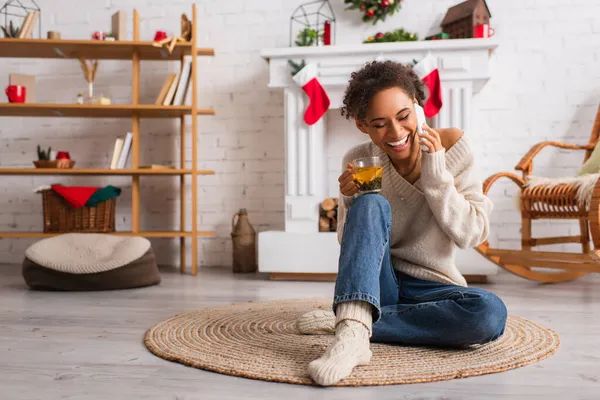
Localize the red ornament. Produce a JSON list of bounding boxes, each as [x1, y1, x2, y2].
[[154, 30, 167, 41], [366, 9, 375, 17], [92, 31, 105, 40], [381, 0, 390, 7], [360, 5, 365, 10], [375, 32, 384, 39]]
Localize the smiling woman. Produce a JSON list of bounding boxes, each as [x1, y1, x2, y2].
[[295, 60, 503, 387], [340, 60, 459, 181]]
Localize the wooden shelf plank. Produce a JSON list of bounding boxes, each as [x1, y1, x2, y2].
[[0, 38, 215, 60], [0, 168, 215, 175], [0, 231, 216, 238], [0, 103, 214, 118]]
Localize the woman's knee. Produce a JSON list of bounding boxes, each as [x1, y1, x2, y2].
[[351, 194, 391, 219], [464, 291, 507, 345]]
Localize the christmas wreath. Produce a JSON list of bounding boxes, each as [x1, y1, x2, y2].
[[344, 0, 402, 24], [363, 28, 418, 43]]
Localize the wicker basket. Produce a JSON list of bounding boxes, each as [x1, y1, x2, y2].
[[41, 189, 116, 233]]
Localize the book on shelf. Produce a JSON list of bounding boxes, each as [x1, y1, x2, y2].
[[117, 132, 133, 168], [162, 71, 179, 106], [18, 10, 39, 39], [172, 59, 192, 106], [108, 132, 132, 169], [156, 57, 192, 106], [111, 11, 126, 41], [155, 73, 177, 105], [109, 137, 124, 169]]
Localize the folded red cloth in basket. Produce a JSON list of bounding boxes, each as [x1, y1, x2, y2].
[[50, 184, 121, 208]]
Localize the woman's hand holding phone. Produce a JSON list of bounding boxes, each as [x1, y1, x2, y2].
[[418, 123, 443, 153], [414, 103, 443, 153]]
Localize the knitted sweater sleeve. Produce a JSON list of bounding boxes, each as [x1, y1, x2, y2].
[[419, 145, 493, 249], [336, 156, 355, 244], [336, 145, 367, 244]]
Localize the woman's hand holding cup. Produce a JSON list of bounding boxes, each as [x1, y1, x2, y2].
[[339, 162, 359, 197]]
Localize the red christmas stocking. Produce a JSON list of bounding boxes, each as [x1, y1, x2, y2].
[[293, 63, 330, 125], [414, 54, 442, 118]]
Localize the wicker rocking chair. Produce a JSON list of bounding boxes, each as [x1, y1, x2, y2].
[[476, 103, 600, 283]]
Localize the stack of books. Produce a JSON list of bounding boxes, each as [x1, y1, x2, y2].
[[155, 58, 193, 106], [108, 134, 174, 170]]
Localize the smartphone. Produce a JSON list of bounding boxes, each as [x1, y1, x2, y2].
[[415, 103, 426, 133], [414, 103, 428, 151]]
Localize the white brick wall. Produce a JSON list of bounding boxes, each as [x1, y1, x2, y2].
[[2, 0, 600, 268]]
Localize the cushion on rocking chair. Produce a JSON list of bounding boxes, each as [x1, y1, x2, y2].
[[22, 233, 161, 291], [522, 173, 600, 217], [577, 140, 600, 176]]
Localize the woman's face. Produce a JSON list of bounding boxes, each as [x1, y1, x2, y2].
[[356, 87, 419, 163]]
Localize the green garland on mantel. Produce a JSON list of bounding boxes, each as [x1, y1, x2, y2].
[[363, 28, 418, 43], [344, 0, 402, 24]]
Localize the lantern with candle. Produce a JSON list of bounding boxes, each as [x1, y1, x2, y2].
[[289, 0, 336, 47]]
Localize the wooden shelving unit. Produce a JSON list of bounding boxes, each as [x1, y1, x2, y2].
[[0, 168, 214, 176], [0, 103, 214, 118], [0, 231, 216, 239], [0, 4, 213, 275], [0, 38, 214, 60]]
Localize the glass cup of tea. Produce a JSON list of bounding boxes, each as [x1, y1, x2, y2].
[[352, 156, 383, 194]]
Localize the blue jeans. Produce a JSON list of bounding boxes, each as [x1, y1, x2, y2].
[[334, 194, 507, 348]]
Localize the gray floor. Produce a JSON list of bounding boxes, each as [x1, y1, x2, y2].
[[1, 264, 599, 400]]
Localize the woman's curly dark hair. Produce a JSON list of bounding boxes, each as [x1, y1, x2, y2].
[[340, 60, 426, 123]]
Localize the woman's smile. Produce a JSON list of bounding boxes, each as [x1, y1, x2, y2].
[[385, 133, 411, 153]]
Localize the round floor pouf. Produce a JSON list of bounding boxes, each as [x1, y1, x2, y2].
[[144, 298, 560, 386], [22, 233, 160, 291]]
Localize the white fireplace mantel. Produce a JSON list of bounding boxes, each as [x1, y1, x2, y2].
[[262, 39, 498, 102], [257, 39, 500, 277]]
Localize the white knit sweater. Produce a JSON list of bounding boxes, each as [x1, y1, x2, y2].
[[337, 134, 493, 287]]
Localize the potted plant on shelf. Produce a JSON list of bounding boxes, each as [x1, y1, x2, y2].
[[34, 145, 75, 169], [1, 20, 20, 37]]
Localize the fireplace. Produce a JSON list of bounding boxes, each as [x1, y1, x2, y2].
[[259, 39, 499, 278]]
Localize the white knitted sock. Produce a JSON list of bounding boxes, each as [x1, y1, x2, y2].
[[307, 301, 373, 386], [296, 310, 335, 335]]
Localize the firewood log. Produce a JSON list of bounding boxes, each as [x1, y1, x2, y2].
[[321, 197, 336, 212], [326, 210, 336, 219], [319, 217, 330, 232]]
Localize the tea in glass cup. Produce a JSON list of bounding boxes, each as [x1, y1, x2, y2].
[[352, 156, 383, 194]]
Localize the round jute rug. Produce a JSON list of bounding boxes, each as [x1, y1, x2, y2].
[[144, 298, 560, 386]]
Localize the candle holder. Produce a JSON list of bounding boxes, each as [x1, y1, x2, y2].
[[289, 0, 336, 47]]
